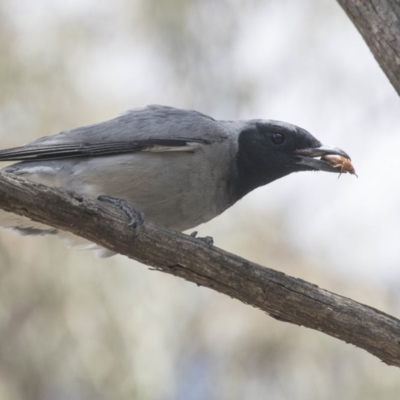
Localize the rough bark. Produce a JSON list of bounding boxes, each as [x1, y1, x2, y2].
[[0, 172, 399, 366], [337, 0, 400, 95]]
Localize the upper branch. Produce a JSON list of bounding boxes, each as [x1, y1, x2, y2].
[[337, 0, 400, 95], [0, 171, 399, 366]]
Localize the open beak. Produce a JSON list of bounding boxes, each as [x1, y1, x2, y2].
[[294, 144, 351, 173]]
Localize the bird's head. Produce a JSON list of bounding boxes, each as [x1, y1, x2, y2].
[[235, 120, 351, 198]]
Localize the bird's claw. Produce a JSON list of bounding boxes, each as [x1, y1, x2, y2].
[[189, 231, 214, 247], [201, 236, 214, 247], [97, 195, 144, 237]]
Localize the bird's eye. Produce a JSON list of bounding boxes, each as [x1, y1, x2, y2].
[[271, 133, 285, 145]]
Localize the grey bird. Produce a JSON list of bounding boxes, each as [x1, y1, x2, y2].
[[0, 105, 351, 256]]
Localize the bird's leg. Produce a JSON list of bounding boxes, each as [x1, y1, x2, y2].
[[189, 231, 214, 247], [97, 195, 144, 236]]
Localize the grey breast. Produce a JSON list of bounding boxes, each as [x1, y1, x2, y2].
[[2, 106, 242, 231]]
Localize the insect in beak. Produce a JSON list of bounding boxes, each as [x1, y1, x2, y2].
[[321, 154, 358, 178]]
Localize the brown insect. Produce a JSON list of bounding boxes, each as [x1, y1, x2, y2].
[[321, 154, 358, 178]]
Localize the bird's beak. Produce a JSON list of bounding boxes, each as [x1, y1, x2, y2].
[[294, 144, 351, 173]]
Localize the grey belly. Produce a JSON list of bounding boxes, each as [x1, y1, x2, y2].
[[4, 149, 235, 232]]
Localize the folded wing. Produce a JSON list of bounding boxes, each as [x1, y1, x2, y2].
[[0, 105, 227, 161]]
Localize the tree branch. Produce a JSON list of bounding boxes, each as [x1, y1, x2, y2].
[[337, 0, 400, 95], [0, 171, 399, 366]]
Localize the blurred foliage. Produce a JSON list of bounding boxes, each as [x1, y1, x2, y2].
[[0, 0, 399, 399]]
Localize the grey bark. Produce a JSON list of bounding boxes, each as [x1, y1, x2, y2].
[[0, 172, 399, 366], [337, 0, 400, 95]]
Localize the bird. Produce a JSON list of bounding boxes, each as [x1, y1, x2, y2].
[[0, 105, 351, 256]]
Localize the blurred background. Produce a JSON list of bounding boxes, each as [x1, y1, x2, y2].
[[0, 0, 399, 399]]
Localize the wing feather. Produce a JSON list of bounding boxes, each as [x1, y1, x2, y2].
[[0, 140, 205, 161], [0, 105, 229, 162]]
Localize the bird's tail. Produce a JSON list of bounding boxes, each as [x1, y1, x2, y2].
[[0, 209, 116, 258], [0, 209, 57, 235]]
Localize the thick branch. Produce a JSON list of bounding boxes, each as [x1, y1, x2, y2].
[[337, 0, 400, 95], [0, 172, 399, 366]]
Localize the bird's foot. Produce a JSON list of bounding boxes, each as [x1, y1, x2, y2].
[[98, 195, 144, 236], [190, 231, 214, 247]]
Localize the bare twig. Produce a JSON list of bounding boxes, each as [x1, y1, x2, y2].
[[0, 171, 399, 366]]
